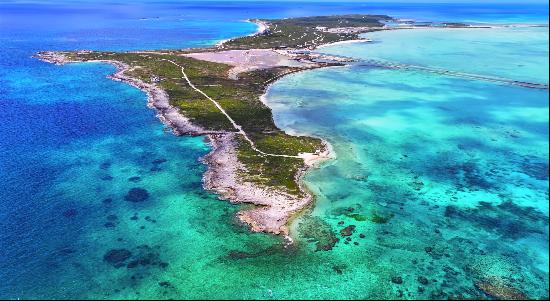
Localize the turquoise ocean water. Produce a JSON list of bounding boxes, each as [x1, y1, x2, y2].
[[0, 1, 548, 299], [269, 25, 549, 299]]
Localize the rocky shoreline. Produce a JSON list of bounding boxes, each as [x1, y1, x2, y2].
[[202, 132, 332, 235], [36, 51, 207, 136]]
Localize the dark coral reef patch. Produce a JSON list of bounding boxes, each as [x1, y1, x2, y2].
[[298, 215, 339, 251], [103, 249, 132, 268], [124, 188, 150, 202], [444, 201, 548, 239]]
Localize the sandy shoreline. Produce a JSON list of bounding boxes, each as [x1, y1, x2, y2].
[[259, 73, 337, 166], [216, 19, 268, 48]]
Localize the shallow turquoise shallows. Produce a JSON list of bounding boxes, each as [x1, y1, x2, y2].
[[265, 25, 549, 299], [317, 26, 550, 83]]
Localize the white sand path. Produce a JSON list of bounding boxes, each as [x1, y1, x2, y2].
[[161, 58, 310, 159]]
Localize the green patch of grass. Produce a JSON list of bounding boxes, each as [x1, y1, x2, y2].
[[224, 14, 390, 50], [254, 133, 322, 156], [236, 137, 305, 194]]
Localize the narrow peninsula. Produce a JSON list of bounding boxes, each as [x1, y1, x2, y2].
[[37, 14, 450, 236]]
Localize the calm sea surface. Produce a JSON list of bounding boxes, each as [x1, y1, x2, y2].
[[0, 1, 548, 299]]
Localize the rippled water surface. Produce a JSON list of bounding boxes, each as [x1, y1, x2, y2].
[[1, 1, 548, 299], [268, 26, 549, 299]]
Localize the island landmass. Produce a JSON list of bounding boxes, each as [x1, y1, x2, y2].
[[36, 14, 477, 237]]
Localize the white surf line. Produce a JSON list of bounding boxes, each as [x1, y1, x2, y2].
[[161, 58, 303, 159]]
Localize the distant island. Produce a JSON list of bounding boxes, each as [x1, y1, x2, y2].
[[37, 14, 477, 237]]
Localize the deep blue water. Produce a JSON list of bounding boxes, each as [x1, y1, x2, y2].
[[0, 1, 548, 299]]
